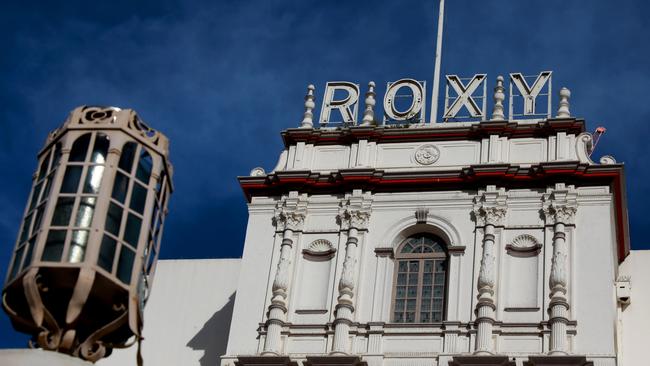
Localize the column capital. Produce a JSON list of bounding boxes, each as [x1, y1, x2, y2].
[[274, 192, 308, 232], [543, 203, 577, 225], [473, 186, 507, 227], [338, 190, 372, 231]]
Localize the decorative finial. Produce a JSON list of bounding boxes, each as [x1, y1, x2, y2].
[[361, 81, 376, 126], [490, 76, 505, 121], [556, 87, 571, 118], [300, 84, 316, 128]]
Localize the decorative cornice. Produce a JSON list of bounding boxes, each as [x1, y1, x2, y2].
[[281, 118, 585, 147]]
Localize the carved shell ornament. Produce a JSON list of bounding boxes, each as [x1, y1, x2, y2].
[[414, 144, 440, 165], [303, 239, 336, 256], [506, 234, 542, 254]]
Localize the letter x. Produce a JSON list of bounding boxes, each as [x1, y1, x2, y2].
[[444, 74, 486, 119]]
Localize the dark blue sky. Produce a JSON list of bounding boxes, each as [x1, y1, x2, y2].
[[1, 0, 649, 348]]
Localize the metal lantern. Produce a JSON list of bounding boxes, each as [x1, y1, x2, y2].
[[2, 106, 172, 361]]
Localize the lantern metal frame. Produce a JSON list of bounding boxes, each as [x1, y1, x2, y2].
[[2, 106, 173, 361]]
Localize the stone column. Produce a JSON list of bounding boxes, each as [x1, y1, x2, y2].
[[544, 199, 576, 355], [262, 195, 306, 356], [331, 192, 371, 355], [473, 187, 506, 355]]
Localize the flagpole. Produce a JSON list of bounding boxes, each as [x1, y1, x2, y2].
[[429, 0, 445, 124]]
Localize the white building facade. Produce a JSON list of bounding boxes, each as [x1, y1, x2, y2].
[[223, 81, 635, 366]]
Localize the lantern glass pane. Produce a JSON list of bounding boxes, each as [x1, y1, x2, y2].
[[105, 203, 123, 236], [33, 205, 45, 233], [98, 235, 117, 272], [118, 142, 137, 173], [68, 230, 89, 263], [60, 166, 83, 193], [112, 172, 129, 203], [51, 144, 62, 169], [9, 246, 25, 279], [130, 183, 147, 214], [22, 238, 36, 270], [29, 182, 43, 211], [82, 165, 104, 194], [42, 175, 53, 199], [117, 247, 135, 284], [37, 156, 49, 180], [124, 214, 142, 247], [19, 213, 33, 243], [51, 197, 74, 226], [90, 134, 109, 164], [74, 197, 96, 228], [135, 150, 152, 184], [42, 230, 66, 262], [69, 134, 91, 162]]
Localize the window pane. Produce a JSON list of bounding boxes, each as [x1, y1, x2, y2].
[[112, 172, 129, 203], [396, 286, 406, 299], [434, 273, 445, 284], [83, 165, 104, 194], [119, 142, 137, 173], [432, 312, 442, 322], [397, 273, 407, 285], [423, 273, 433, 285], [117, 247, 135, 284], [135, 150, 152, 183], [123, 214, 142, 247], [9, 246, 25, 279], [51, 197, 74, 226], [421, 312, 430, 323], [401, 243, 413, 253], [68, 230, 89, 263], [60, 166, 83, 193], [394, 312, 403, 322], [398, 261, 407, 272], [405, 312, 415, 323], [408, 273, 418, 285], [98, 235, 117, 272], [42, 230, 66, 262], [433, 299, 443, 311], [105, 202, 123, 236], [407, 286, 418, 298], [19, 214, 33, 243], [74, 197, 96, 228], [422, 286, 432, 298], [129, 183, 147, 214], [409, 261, 419, 272], [395, 300, 405, 311], [421, 299, 431, 311], [69, 134, 91, 162], [434, 286, 444, 298], [90, 134, 109, 164], [29, 182, 43, 211], [436, 260, 446, 272]]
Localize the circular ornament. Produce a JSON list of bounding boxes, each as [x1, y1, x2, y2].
[[414, 144, 440, 165]]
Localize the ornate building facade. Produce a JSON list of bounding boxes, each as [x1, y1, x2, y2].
[[2, 77, 649, 366]]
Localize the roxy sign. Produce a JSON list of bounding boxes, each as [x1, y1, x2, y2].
[[316, 71, 552, 126]]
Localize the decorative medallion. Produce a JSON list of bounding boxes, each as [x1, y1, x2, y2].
[[414, 144, 440, 165]]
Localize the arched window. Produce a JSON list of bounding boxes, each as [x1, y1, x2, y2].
[[392, 233, 448, 323]]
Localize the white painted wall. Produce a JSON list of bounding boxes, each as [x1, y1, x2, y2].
[[618, 250, 650, 366], [99, 258, 240, 366]]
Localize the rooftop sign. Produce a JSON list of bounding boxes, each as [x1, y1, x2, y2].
[[308, 71, 555, 127]]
